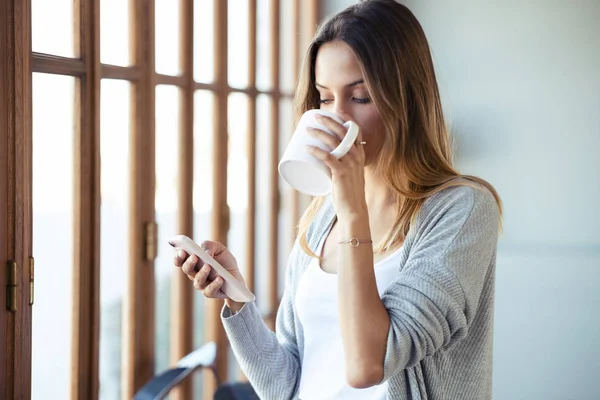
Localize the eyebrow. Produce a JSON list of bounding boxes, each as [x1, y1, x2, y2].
[[315, 79, 364, 90]]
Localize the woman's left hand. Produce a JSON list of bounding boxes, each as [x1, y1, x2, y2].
[[305, 113, 368, 219]]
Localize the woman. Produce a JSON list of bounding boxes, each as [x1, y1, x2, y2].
[[175, 1, 502, 399]]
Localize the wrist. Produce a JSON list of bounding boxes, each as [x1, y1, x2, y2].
[[337, 208, 369, 227], [225, 299, 244, 314], [337, 214, 371, 241], [338, 237, 373, 247], [337, 208, 369, 224]]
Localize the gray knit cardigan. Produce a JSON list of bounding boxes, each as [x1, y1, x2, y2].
[[221, 184, 500, 399]]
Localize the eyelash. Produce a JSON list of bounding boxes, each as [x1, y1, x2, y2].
[[319, 97, 371, 104]]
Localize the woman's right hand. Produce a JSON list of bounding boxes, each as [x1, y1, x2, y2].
[[173, 240, 246, 313]]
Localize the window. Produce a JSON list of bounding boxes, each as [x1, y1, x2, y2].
[[31, 73, 76, 400], [99, 79, 131, 400], [1, 0, 317, 398]]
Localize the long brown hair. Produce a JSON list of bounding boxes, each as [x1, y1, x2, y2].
[[295, 0, 502, 258]]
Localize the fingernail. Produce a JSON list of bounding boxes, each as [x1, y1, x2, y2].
[[178, 250, 185, 259], [200, 244, 211, 255]]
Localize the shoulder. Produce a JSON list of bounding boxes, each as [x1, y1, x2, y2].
[[422, 180, 499, 222], [414, 181, 500, 243]]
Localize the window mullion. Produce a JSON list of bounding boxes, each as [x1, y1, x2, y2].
[[125, 0, 157, 397], [71, 0, 101, 399], [204, 0, 230, 397], [267, 0, 281, 330], [244, 0, 258, 299], [169, 0, 195, 399]]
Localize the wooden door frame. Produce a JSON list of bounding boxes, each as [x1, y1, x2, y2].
[[0, 0, 33, 399]]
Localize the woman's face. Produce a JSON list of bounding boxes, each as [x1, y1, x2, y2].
[[314, 40, 386, 165]]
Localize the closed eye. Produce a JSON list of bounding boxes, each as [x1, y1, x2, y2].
[[320, 98, 371, 105]]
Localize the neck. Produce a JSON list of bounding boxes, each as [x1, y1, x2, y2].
[[361, 166, 399, 248], [364, 166, 395, 215]]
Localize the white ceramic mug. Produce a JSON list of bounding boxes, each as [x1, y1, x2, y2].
[[278, 109, 359, 196]]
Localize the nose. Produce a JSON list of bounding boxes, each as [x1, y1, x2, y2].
[[333, 105, 352, 122], [332, 103, 349, 120]]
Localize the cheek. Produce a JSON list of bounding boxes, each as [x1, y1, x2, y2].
[[350, 108, 386, 163], [354, 109, 385, 145]]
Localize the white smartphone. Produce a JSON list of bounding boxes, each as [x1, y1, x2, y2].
[[169, 235, 255, 303]]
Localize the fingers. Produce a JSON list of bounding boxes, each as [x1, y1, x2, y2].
[[315, 114, 346, 141], [203, 276, 225, 298], [181, 254, 200, 279], [193, 263, 212, 290], [173, 240, 235, 300], [173, 249, 188, 267], [327, 111, 364, 145], [191, 264, 225, 298], [306, 138, 364, 173], [305, 145, 339, 170], [311, 114, 364, 160], [307, 126, 340, 150]]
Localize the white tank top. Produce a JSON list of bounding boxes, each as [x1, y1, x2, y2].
[[296, 230, 402, 400]]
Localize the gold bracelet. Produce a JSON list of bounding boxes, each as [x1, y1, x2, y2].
[[338, 238, 373, 247]]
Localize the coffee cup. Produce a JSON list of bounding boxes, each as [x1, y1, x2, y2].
[[278, 109, 359, 196]]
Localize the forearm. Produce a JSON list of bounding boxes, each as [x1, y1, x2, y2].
[[222, 301, 301, 399], [337, 212, 390, 386]]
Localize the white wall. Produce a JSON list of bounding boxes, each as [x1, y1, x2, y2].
[[320, 1, 600, 399]]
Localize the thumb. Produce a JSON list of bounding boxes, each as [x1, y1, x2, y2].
[[199, 240, 224, 257], [199, 240, 238, 271]]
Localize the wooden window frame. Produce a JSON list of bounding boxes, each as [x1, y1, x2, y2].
[[1, 0, 317, 398], [0, 0, 33, 398], [71, 0, 101, 399]]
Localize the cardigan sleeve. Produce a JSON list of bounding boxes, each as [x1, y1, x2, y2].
[[221, 243, 303, 400], [379, 185, 500, 382]]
